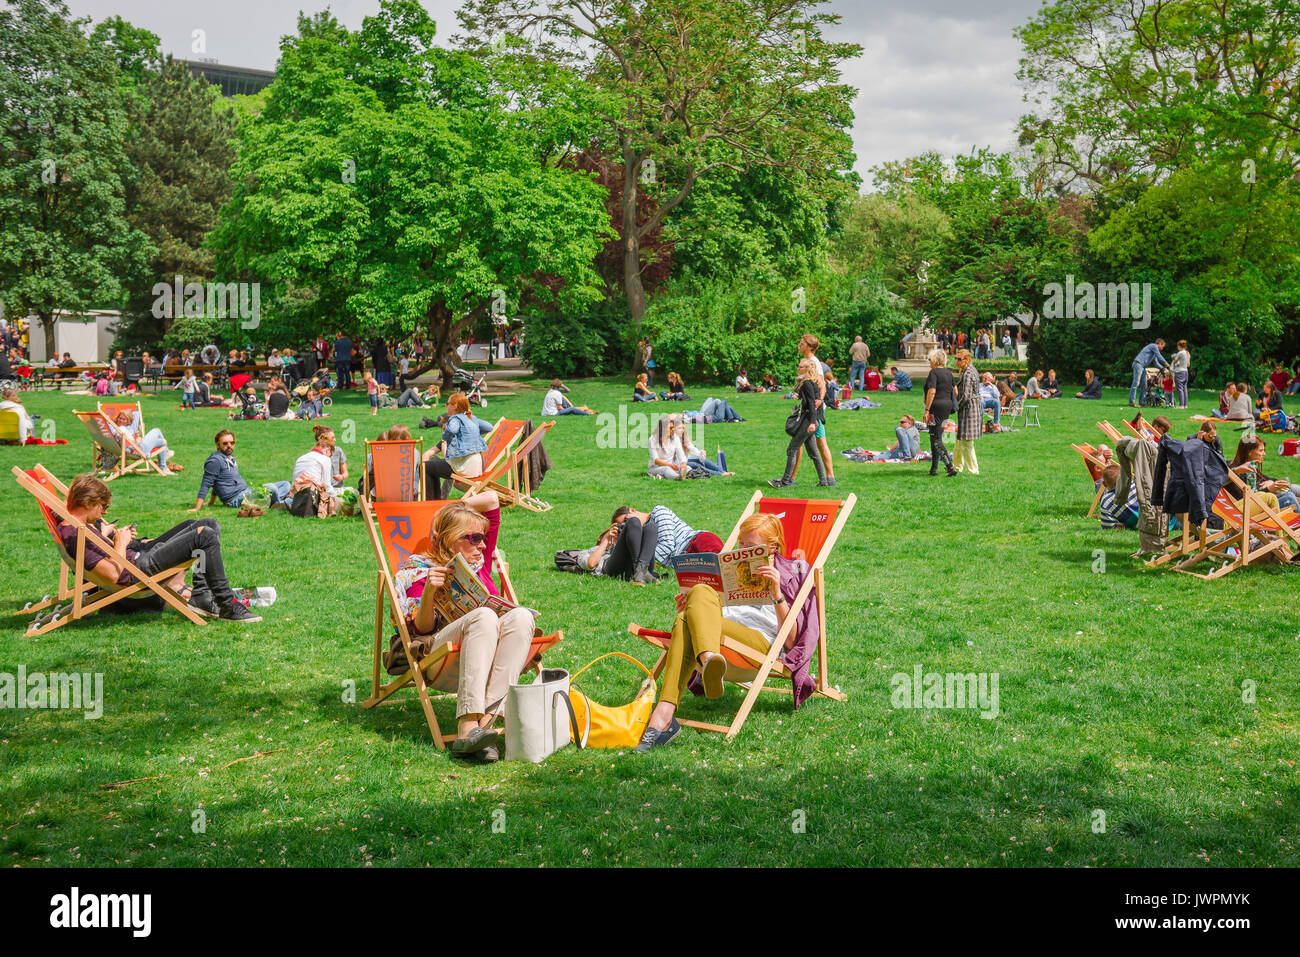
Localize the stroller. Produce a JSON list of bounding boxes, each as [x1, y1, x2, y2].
[[450, 366, 488, 408], [289, 371, 334, 413], [231, 387, 265, 420], [1142, 367, 1171, 407]]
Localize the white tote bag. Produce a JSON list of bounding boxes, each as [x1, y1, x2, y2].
[[504, 668, 575, 763]]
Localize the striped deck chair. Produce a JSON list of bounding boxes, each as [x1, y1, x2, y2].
[[453, 418, 554, 512], [364, 439, 424, 502], [629, 490, 855, 741], [74, 405, 168, 480], [360, 499, 562, 747], [11, 465, 204, 636], [1168, 476, 1300, 579]]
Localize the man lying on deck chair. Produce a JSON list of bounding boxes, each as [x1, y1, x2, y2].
[[60, 474, 261, 622]]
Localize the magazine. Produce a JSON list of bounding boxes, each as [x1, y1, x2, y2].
[[429, 553, 538, 622], [669, 545, 775, 606]]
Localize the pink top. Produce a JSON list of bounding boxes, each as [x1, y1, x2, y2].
[[367, 378, 378, 395], [395, 508, 501, 629]]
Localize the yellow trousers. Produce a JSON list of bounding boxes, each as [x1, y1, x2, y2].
[[660, 585, 767, 706]]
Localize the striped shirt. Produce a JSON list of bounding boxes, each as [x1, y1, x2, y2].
[[650, 505, 699, 566], [1099, 485, 1139, 530]]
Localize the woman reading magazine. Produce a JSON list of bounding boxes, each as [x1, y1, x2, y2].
[[634, 513, 817, 752], [392, 490, 536, 762]]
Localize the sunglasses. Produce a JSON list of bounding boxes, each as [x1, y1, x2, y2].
[[462, 532, 487, 547]]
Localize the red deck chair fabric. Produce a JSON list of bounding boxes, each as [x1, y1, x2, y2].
[[368, 440, 422, 503]]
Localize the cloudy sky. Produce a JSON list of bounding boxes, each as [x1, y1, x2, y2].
[[62, 0, 1046, 190]]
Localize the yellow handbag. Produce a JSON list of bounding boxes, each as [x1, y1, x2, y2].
[[567, 652, 656, 749]]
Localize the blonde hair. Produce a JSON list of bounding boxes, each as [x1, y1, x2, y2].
[[423, 504, 489, 566], [927, 348, 947, 366], [380, 424, 412, 441], [739, 513, 785, 556], [796, 357, 822, 385]]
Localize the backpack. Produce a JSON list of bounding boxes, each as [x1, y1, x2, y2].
[[554, 549, 585, 573], [289, 486, 321, 518]]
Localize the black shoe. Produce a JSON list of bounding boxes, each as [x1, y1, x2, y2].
[[187, 592, 221, 618], [219, 599, 262, 622], [929, 468, 938, 476], [768, 477, 794, 488], [633, 717, 681, 752], [946, 466, 959, 477], [817, 478, 837, 487]]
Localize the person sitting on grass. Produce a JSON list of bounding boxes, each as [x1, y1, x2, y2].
[[736, 368, 758, 393], [633, 373, 658, 402], [542, 378, 594, 415], [674, 415, 733, 476], [193, 429, 270, 516], [60, 473, 261, 622], [1043, 369, 1063, 398], [666, 371, 688, 401], [1226, 382, 1254, 424], [1075, 369, 1102, 399], [1097, 463, 1139, 530], [265, 378, 293, 420], [648, 414, 689, 480], [1025, 370, 1046, 400], [867, 414, 921, 461], [296, 387, 325, 420], [1006, 372, 1025, 395], [888, 366, 912, 391], [634, 512, 815, 751], [0, 386, 35, 443], [865, 366, 882, 391], [392, 490, 535, 762], [761, 373, 780, 393]]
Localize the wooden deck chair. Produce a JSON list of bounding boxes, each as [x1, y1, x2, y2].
[[1122, 417, 1159, 443], [629, 490, 855, 741], [1169, 476, 1300, 579], [364, 439, 424, 502], [360, 499, 562, 747], [1071, 443, 1109, 517], [74, 409, 168, 480], [11, 465, 205, 636], [453, 418, 555, 512]]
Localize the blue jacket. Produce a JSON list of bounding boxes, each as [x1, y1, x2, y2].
[[1135, 342, 1169, 369], [1152, 434, 1229, 526], [443, 413, 490, 459], [198, 451, 249, 506]]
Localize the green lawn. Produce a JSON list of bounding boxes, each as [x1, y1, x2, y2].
[[1, 377, 1297, 867]]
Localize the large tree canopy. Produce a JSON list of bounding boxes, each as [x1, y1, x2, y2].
[[210, 1, 612, 380]]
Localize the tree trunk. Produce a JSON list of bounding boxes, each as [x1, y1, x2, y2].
[[621, 146, 646, 329], [40, 312, 55, 360]]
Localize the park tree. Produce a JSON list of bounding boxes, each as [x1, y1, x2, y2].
[[0, 0, 142, 357], [211, 1, 612, 382], [457, 0, 860, 328], [109, 56, 237, 347], [830, 192, 952, 299]]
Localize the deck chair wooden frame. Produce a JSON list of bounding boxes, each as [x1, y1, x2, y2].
[[452, 418, 554, 512], [629, 490, 855, 741], [360, 499, 562, 748], [364, 439, 425, 502], [12, 465, 204, 635], [1071, 443, 1109, 518], [74, 408, 168, 480], [1167, 475, 1300, 579]]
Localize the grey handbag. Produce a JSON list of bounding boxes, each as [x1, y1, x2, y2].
[[504, 668, 577, 762]]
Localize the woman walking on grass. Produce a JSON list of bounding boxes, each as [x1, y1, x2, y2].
[[953, 349, 981, 475], [769, 358, 829, 488], [922, 349, 958, 477]]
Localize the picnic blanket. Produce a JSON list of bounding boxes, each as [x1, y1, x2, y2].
[[836, 398, 882, 410], [840, 446, 931, 463]]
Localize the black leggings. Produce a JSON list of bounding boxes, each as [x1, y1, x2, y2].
[[133, 518, 233, 602], [603, 517, 658, 579], [928, 411, 952, 468], [784, 429, 826, 482], [422, 456, 455, 499]]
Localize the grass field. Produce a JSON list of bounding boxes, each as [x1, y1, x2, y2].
[[1, 375, 1297, 867]]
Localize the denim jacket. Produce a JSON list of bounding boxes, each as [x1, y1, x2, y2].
[[443, 412, 489, 458]]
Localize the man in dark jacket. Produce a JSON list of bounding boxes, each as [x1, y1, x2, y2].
[[194, 430, 264, 514], [1152, 421, 1229, 526]]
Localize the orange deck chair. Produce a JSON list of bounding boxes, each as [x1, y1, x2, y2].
[[364, 438, 424, 502], [360, 499, 562, 747], [12, 465, 204, 635], [73, 402, 169, 480], [452, 418, 554, 512], [1166, 476, 1300, 579], [629, 491, 856, 741], [1071, 443, 1109, 518]]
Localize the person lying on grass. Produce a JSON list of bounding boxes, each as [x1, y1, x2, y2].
[[60, 473, 261, 622], [393, 490, 534, 763], [634, 512, 814, 752]]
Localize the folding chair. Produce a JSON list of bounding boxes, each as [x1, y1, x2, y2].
[[629, 490, 855, 741], [364, 439, 424, 502], [74, 408, 168, 481], [11, 465, 205, 636], [1122, 417, 1159, 442], [1009, 395, 1039, 428], [1162, 476, 1300, 579], [360, 499, 562, 747], [1071, 443, 1109, 518], [452, 418, 554, 512]]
